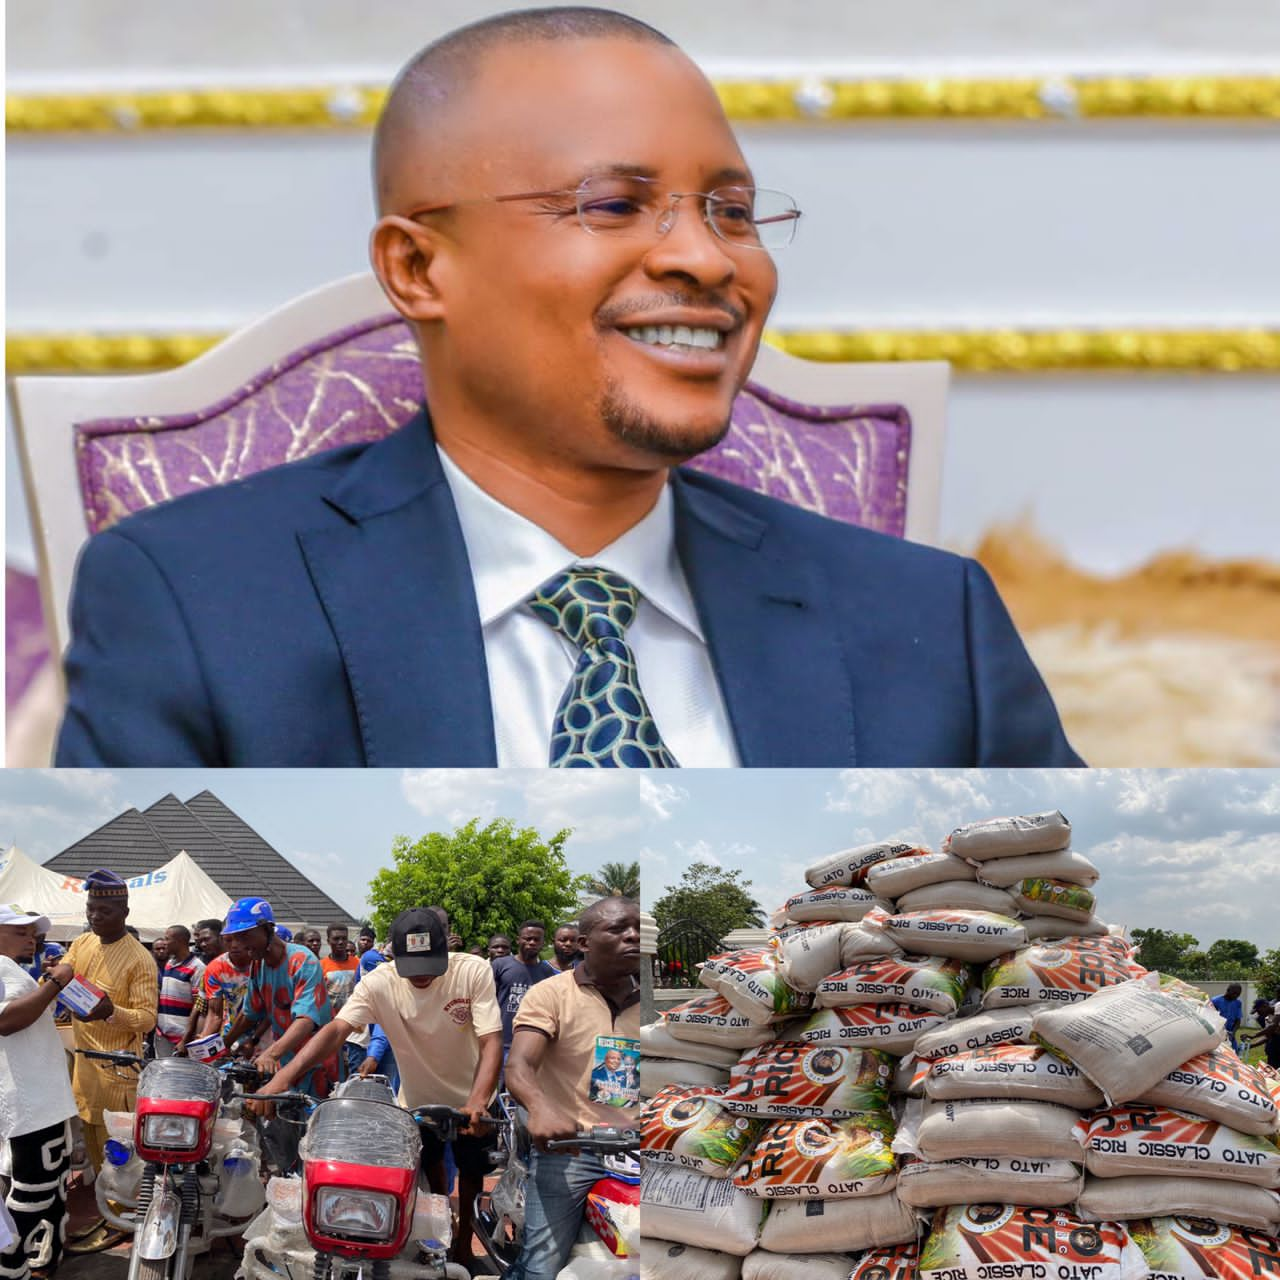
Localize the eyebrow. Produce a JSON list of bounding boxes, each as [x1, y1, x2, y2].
[[573, 162, 756, 188]]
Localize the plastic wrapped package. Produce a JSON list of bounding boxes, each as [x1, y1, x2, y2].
[[1138, 1045, 1280, 1136], [663, 995, 780, 1049], [1007, 878, 1097, 923], [896, 1154, 1083, 1208], [804, 842, 928, 890], [896, 883, 1018, 917], [1032, 975, 1225, 1103], [918, 1206, 1147, 1280], [800, 1003, 951, 1055], [742, 1249, 857, 1279], [849, 1241, 921, 1280], [895, 1096, 1084, 1163], [773, 922, 850, 992], [861, 908, 1026, 962], [758, 1191, 918, 1254], [638, 1239, 742, 1280], [702, 948, 814, 1026], [640, 1019, 743, 1069], [867, 853, 977, 899], [1076, 1176, 1280, 1232], [917, 1044, 1104, 1109], [722, 1041, 894, 1120], [640, 1058, 730, 1096], [913, 1006, 1040, 1061], [817, 955, 971, 1016], [1127, 1216, 1280, 1280], [974, 850, 1099, 889], [942, 811, 1073, 860], [1075, 1104, 1280, 1186], [778, 887, 887, 925], [642, 1086, 763, 1178], [1021, 917, 1111, 942], [640, 1166, 764, 1256], [981, 941, 1144, 1010], [733, 1114, 897, 1199]]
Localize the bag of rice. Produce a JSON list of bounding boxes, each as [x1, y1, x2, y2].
[[639, 1239, 742, 1280], [918, 1206, 1147, 1280], [896, 1154, 1083, 1208], [723, 1042, 894, 1120], [800, 1004, 951, 1055], [1076, 1104, 1280, 1187], [896, 882, 1018, 916], [850, 1242, 920, 1280], [743, 1251, 856, 1280], [641, 1057, 730, 1096], [733, 1114, 897, 1199], [1127, 1216, 1280, 1280], [805, 842, 929, 889], [780, 887, 886, 925], [896, 1097, 1084, 1162], [862, 907, 1026, 962], [641, 1166, 764, 1256], [641, 1019, 743, 1069], [1032, 975, 1225, 1104], [974, 850, 1100, 889], [919, 1044, 1104, 1109], [759, 1191, 918, 1254], [1139, 1045, 1280, 1136], [867, 853, 977, 900], [706, 948, 815, 1026], [1076, 1176, 1280, 1232], [1008, 878, 1097, 923], [1022, 916, 1111, 942], [817, 955, 971, 1016], [982, 941, 1144, 1010], [664, 995, 780, 1049], [774, 922, 853, 992], [642, 1086, 763, 1178], [942, 810, 1073, 861], [913, 1006, 1040, 1061]]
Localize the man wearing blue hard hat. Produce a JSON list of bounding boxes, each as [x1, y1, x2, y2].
[[219, 897, 336, 1096]]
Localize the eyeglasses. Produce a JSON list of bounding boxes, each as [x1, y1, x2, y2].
[[406, 174, 801, 250]]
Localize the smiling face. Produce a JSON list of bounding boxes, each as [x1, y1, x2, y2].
[[374, 36, 777, 474]]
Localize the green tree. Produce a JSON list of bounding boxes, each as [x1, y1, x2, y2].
[[652, 862, 766, 945], [1132, 928, 1201, 975], [1255, 948, 1280, 999], [367, 818, 585, 950], [587, 861, 641, 900], [1204, 938, 1260, 974]]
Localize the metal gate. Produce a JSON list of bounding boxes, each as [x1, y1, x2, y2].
[[655, 918, 723, 988]]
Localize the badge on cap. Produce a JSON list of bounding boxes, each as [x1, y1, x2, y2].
[[405, 932, 433, 953]]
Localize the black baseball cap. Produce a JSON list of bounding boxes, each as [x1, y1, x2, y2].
[[390, 908, 450, 978]]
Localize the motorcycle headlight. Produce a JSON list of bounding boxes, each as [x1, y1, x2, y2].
[[314, 1188, 397, 1241], [141, 1115, 200, 1149]]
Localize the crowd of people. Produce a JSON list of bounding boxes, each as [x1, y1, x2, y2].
[[0, 868, 640, 1280]]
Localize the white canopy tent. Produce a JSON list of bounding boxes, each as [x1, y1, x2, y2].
[[0, 844, 233, 942]]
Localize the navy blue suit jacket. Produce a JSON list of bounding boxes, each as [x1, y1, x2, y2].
[[56, 409, 1082, 767]]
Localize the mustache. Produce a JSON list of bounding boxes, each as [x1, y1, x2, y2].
[[597, 292, 744, 329]]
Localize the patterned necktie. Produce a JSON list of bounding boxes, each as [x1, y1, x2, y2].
[[528, 566, 679, 768]]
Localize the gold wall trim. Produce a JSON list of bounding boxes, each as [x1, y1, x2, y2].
[[8, 328, 1280, 375], [7, 75, 1280, 132]]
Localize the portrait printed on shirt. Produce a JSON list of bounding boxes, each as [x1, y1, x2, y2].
[[588, 1034, 640, 1107]]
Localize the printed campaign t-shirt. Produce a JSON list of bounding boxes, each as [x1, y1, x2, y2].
[[491, 954, 557, 1048], [340, 951, 501, 1110], [513, 966, 640, 1130], [320, 954, 360, 1012]]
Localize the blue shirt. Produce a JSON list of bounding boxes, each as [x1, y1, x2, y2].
[[1211, 994, 1243, 1046], [492, 955, 557, 1048]]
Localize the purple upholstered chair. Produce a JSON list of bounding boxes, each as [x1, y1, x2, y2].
[[10, 272, 948, 762]]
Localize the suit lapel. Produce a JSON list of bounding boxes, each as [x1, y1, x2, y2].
[[673, 472, 858, 767], [297, 410, 497, 766]]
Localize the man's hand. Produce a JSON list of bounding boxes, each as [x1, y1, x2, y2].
[[49, 963, 74, 988], [459, 1096, 492, 1137], [81, 993, 115, 1022], [245, 1070, 290, 1118], [525, 1102, 581, 1151], [358, 1057, 380, 1079], [253, 1048, 280, 1077]]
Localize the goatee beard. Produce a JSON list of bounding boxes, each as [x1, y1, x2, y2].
[[599, 380, 733, 461]]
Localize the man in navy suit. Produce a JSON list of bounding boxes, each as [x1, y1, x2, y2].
[[56, 8, 1082, 769]]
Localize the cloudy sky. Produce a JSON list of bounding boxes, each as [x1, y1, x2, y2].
[[2, 769, 1278, 951]]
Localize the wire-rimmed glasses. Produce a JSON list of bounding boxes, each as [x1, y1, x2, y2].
[[407, 174, 801, 250]]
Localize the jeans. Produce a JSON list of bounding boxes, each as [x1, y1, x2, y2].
[[509, 1148, 607, 1280]]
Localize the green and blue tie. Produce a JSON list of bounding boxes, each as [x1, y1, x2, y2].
[[528, 566, 679, 768]]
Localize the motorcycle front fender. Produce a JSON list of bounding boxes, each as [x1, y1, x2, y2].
[[137, 1185, 180, 1260]]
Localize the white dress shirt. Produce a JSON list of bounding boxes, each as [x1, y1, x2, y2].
[[437, 447, 740, 767]]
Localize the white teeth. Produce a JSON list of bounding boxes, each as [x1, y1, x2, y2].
[[622, 325, 724, 351]]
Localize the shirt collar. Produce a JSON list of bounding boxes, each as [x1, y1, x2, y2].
[[437, 445, 704, 641]]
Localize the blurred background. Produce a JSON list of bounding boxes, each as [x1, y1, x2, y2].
[[6, 0, 1280, 764]]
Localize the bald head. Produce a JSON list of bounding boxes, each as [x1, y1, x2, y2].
[[373, 7, 675, 214]]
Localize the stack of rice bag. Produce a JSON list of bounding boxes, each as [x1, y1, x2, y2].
[[639, 811, 1280, 1280]]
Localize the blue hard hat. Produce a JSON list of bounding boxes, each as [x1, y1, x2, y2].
[[275, 925, 293, 942], [223, 897, 274, 935]]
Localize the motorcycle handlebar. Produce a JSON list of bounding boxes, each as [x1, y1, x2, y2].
[[75, 1049, 143, 1066], [410, 1105, 497, 1131], [545, 1128, 639, 1154]]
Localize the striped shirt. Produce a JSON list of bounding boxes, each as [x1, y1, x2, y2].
[[157, 954, 205, 1044]]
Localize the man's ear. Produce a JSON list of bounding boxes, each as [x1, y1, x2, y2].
[[370, 217, 447, 323]]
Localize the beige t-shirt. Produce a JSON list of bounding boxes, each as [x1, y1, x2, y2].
[[513, 967, 641, 1130], [339, 952, 501, 1110]]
